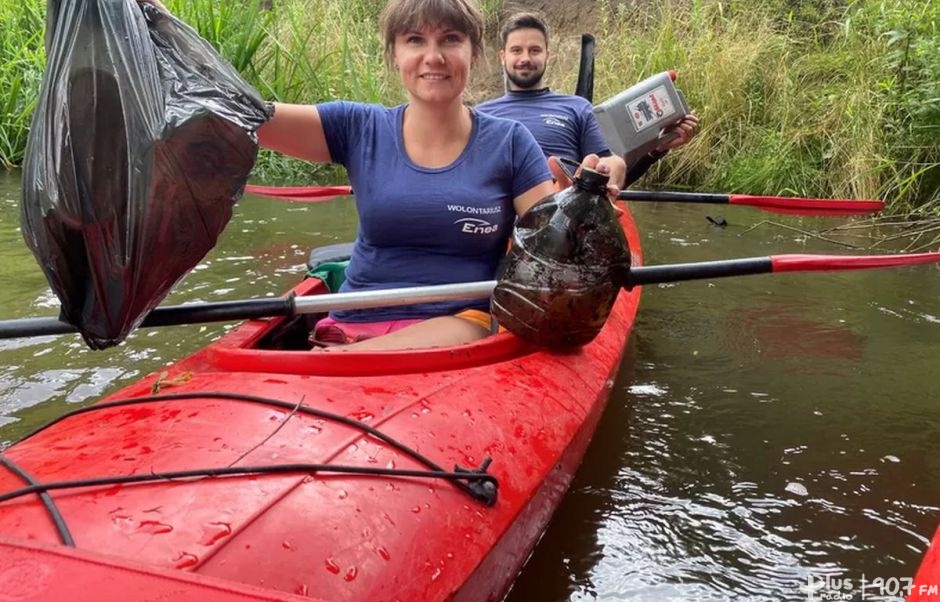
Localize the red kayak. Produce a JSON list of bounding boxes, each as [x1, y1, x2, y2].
[[0, 206, 642, 600], [910, 525, 940, 601]]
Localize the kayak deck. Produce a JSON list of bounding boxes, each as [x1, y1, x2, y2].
[[0, 207, 643, 601]]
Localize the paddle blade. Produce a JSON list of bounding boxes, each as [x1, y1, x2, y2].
[[729, 194, 884, 216], [771, 252, 940, 272], [574, 33, 595, 102], [245, 184, 352, 202]]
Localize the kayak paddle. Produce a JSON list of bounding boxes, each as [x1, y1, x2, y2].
[[618, 190, 885, 216], [1, 251, 937, 340], [243, 184, 884, 217]]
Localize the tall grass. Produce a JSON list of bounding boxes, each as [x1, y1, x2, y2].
[[2, 0, 937, 213], [586, 0, 939, 211], [0, 0, 44, 170], [161, 0, 395, 184]]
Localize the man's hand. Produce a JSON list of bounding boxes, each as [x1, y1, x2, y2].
[[597, 154, 626, 190], [654, 113, 699, 152]]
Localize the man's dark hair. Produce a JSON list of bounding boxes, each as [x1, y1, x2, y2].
[[498, 12, 549, 47]]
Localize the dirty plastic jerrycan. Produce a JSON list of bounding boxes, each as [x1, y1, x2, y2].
[[491, 167, 632, 347]]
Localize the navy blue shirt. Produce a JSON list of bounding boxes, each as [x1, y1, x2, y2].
[[318, 101, 551, 322], [476, 89, 610, 163]]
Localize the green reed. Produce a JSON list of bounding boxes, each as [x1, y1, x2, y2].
[[0, 0, 45, 170], [584, 0, 939, 211]]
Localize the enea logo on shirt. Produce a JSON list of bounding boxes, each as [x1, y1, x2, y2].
[[454, 217, 499, 234], [540, 113, 571, 129], [447, 204, 501, 235]]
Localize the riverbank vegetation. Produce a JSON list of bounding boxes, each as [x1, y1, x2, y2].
[[1, 0, 937, 219]]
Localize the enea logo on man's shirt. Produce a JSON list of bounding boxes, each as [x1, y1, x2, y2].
[[540, 113, 571, 129]]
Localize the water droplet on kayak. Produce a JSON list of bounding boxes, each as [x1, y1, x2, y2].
[[110, 514, 132, 529], [411, 506, 421, 514], [198, 522, 232, 546], [377, 546, 391, 561], [137, 520, 173, 534], [344, 566, 358, 582], [337, 489, 348, 499], [386, 460, 395, 469], [282, 540, 294, 550], [882, 455, 900, 463], [446, 552, 454, 559], [410, 412, 420, 419], [350, 410, 374, 422], [431, 567, 442, 581], [325, 558, 341, 574], [295, 584, 309, 596], [172, 552, 199, 569]]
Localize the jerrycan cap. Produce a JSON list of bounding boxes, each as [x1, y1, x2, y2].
[[575, 166, 610, 194]]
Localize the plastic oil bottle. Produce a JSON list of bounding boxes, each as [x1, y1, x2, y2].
[[491, 168, 631, 348], [592, 70, 691, 164]]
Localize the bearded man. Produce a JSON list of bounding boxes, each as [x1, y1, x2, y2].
[[476, 12, 698, 185]]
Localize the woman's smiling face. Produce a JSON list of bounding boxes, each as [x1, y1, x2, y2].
[[393, 24, 474, 106]]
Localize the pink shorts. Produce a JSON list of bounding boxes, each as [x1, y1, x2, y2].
[[310, 315, 423, 346]]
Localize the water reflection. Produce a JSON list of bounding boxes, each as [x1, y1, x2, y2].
[[0, 171, 358, 444], [507, 205, 939, 601]]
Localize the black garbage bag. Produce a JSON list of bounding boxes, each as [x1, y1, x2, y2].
[[21, 0, 272, 349], [492, 168, 632, 347]]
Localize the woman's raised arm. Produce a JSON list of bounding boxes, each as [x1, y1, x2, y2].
[[258, 103, 332, 164]]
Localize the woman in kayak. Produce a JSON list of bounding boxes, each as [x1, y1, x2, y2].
[[141, 0, 624, 351]]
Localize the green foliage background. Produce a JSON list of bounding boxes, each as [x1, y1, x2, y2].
[[1, 0, 937, 213]]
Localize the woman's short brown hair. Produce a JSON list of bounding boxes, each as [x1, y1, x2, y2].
[[380, 0, 484, 66]]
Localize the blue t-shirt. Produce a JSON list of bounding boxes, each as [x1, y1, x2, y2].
[[476, 89, 610, 163], [317, 101, 551, 322]]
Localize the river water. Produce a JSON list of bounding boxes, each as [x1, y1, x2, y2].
[[1, 171, 937, 600]]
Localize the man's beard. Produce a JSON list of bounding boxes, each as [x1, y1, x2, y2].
[[505, 65, 545, 89]]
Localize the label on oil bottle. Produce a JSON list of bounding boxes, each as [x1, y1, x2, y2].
[[627, 85, 677, 132]]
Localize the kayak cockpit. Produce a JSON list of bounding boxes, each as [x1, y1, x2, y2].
[[188, 275, 535, 377]]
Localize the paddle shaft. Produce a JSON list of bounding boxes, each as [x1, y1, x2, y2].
[[0, 281, 498, 339], [3, 252, 937, 340], [619, 190, 731, 203], [618, 190, 884, 214]]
